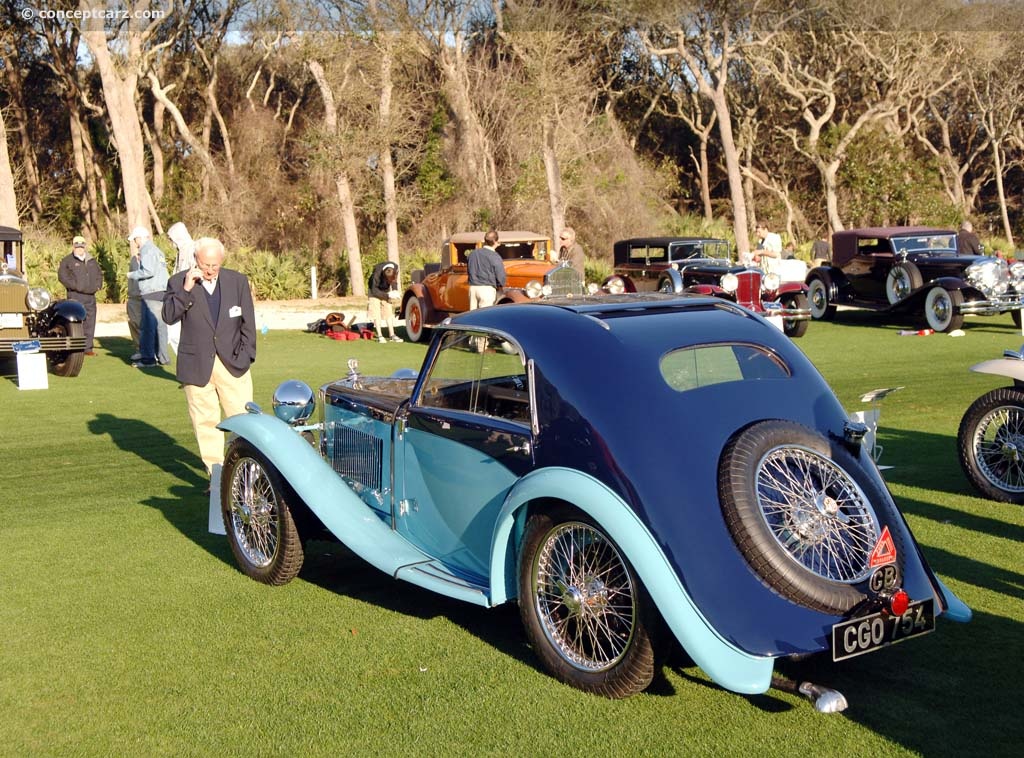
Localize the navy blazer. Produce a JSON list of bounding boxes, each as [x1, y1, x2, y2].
[[162, 268, 256, 386]]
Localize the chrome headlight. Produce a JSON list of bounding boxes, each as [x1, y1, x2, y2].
[[761, 273, 781, 292], [272, 380, 315, 425], [26, 287, 51, 311], [587, 282, 600, 295], [525, 280, 544, 299], [720, 273, 739, 293], [1011, 262, 1024, 282], [606, 276, 626, 295], [965, 258, 1009, 297]]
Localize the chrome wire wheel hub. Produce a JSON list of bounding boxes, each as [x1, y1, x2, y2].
[[229, 457, 281, 567], [892, 272, 911, 300], [532, 522, 636, 672], [975, 406, 1024, 493], [756, 446, 879, 583]]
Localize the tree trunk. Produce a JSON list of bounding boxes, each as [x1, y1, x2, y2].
[[1, 61, 42, 223], [81, 28, 151, 232], [696, 139, 712, 222], [0, 108, 19, 228], [67, 96, 99, 236], [435, 40, 499, 209], [823, 160, 844, 233], [378, 40, 400, 267], [308, 59, 365, 296], [150, 100, 165, 204], [992, 140, 1015, 247], [541, 118, 566, 242]]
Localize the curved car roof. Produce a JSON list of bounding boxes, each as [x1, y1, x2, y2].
[[446, 231, 548, 244], [616, 236, 726, 246], [834, 226, 954, 240], [0, 225, 22, 242]]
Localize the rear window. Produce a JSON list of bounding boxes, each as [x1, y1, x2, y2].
[[660, 344, 789, 393]]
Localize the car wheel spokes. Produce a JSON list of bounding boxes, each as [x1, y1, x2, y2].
[[533, 522, 636, 672], [229, 457, 280, 567], [974, 406, 1024, 493], [755, 446, 879, 583]]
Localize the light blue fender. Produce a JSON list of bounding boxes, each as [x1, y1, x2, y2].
[[935, 577, 973, 623], [488, 467, 774, 695], [217, 412, 489, 600]]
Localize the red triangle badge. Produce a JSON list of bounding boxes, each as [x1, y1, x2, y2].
[[868, 526, 897, 568]]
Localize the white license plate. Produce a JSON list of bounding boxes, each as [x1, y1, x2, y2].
[[832, 599, 935, 662], [0, 313, 24, 329]]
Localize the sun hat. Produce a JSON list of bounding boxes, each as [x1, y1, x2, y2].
[[127, 226, 150, 241]]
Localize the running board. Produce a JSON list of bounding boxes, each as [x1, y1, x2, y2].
[[395, 560, 491, 607]]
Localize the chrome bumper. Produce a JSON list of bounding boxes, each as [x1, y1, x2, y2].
[[763, 302, 812, 320], [959, 298, 1024, 316]]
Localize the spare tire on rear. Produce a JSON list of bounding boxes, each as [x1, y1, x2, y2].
[[718, 420, 903, 614]]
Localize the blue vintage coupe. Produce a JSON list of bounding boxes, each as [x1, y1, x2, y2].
[[218, 294, 970, 705]]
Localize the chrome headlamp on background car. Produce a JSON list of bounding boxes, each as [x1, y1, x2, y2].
[[525, 279, 551, 299], [1010, 262, 1024, 284], [761, 273, 781, 292], [26, 287, 51, 312], [605, 276, 626, 295], [965, 258, 1009, 297], [272, 380, 316, 425], [720, 273, 739, 293]]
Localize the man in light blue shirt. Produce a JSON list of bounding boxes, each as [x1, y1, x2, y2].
[[126, 226, 170, 367]]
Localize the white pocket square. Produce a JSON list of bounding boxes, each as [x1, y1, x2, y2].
[[229, 305, 242, 318]]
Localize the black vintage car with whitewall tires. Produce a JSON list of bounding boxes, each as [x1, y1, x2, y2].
[[806, 226, 1024, 332]]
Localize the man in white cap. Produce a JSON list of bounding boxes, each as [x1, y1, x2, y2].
[[126, 225, 170, 367], [367, 260, 403, 342], [165, 221, 195, 355], [57, 234, 102, 355]]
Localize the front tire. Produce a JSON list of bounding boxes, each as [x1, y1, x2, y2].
[[806, 276, 836, 320], [403, 296, 428, 343], [222, 439, 304, 585], [924, 287, 964, 332], [957, 387, 1024, 503], [886, 262, 923, 304], [48, 320, 84, 377], [782, 293, 809, 338], [518, 508, 657, 698]]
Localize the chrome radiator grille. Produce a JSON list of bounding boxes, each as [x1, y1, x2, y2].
[[546, 265, 583, 297], [329, 423, 384, 491]]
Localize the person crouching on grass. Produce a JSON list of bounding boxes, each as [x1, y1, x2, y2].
[[368, 261, 403, 343], [162, 237, 256, 493]]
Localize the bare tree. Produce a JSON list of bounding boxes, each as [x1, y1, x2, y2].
[[78, 0, 169, 232], [642, 2, 794, 255], [0, 106, 18, 228], [307, 57, 365, 295], [401, 0, 500, 212]]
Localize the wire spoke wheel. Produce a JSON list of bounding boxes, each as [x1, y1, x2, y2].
[[228, 457, 282, 568], [972, 405, 1024, 494], [756, 445, 879, 583], [533, 522, 636, 671], [221, 439, 304, 585]]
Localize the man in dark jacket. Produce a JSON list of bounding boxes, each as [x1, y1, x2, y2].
[[957, 220, 982, 255], [367, 261, 403, 343], [467, 230, 505, 310], [162, 237, 256, 486], [57, 235, 103, 355]]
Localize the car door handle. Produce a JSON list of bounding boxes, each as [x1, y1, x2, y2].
[[506, 441, 532, 455]]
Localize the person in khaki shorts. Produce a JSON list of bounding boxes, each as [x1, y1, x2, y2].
[[161, 237, 256, 492], [467, 230, 505, 310]]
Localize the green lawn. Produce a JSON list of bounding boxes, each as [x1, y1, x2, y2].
[[1, 314, 1021, 756]]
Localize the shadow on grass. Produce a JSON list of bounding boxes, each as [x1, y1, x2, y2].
[[294, 540, 547, 680], [826, 307, 1021, 334], [97, 335, 179, 383], [774, 608, 1019, 754]]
